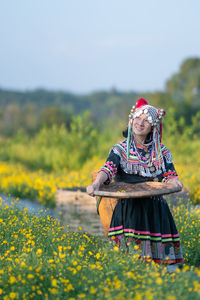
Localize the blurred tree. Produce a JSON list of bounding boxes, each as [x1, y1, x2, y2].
[[0, 107, 3, 135], [40, 106, 72, 129], [165, 57, 200, 128], [21, 103, 39, 134], [191, 111, 200, 138], [2, 104, 22, 136], [166, 57, 200, 106], [141, 92, 174, 110]]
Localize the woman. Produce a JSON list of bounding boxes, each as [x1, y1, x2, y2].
[[87, 98, 184, 266]]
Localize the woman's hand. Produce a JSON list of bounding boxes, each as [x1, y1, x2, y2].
[[86, 182, 100, 197], [165, 177, 183, 189], [87, 171, 108, 196]]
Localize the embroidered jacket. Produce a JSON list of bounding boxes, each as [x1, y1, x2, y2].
[[100, 140, 178, 184]]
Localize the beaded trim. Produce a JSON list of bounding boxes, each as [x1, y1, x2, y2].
[[112, 141, 173, 178]]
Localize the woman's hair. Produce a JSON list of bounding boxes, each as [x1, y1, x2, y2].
[[122, 127, 153, 143], [122, 127, 128, 138]]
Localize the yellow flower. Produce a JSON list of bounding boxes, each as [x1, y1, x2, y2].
[[127, 272, 134, 278], [51, 288, 58, 295], [9, 276, 17, 284], [96, 253, 100, 259], [10, 292, 17, 299], [90, 286, 96, 294], [36, 248, 42, 256], [156, 277, 163, 285], [90, 264, 96, 270], [51, 279, 57, 287], [37, 290, 42, 295], [195, 268, 200, 276], [58, 246, 62, 252], [113, 246, 119, 251], [35, 267, 41, 273], [66, 283, 73, 292], [21, 262, 26, 268], [78, 294, 86, 298], [59, 253, 66, 259], [115, 280, 121, 289], [193, 280, 200, 292], [134, 293, 143, 300]]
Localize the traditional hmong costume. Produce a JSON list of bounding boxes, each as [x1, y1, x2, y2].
[[100, 98, 184, 264]]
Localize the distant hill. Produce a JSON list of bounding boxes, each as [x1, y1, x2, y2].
[[0, 57, 200, 136], [0, 88, 89, 113], [0, 87, 141, 121]]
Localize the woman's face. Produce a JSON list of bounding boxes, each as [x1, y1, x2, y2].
[[132, 113, 152, 137]]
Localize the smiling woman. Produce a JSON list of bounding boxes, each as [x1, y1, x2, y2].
[[132, 114, 152, 143], [87, 98, 184, 267]]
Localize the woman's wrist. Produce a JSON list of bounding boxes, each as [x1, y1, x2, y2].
[[92, 182, 100, 189], [165, 177, 183, 188]]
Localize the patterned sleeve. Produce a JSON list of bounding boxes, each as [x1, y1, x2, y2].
[[161, 146, 179, 182], [99, 148, 121, 184]]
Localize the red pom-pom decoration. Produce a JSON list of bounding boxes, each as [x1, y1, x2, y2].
[[135, 98, 149, 109]]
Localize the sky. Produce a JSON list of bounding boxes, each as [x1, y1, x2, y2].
[[0, 0, 200, 94]]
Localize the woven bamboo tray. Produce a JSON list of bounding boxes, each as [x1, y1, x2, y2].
[[94, 181, 182, 198]]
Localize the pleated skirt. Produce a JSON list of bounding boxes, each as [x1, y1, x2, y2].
[[108, 196, 184, 264]]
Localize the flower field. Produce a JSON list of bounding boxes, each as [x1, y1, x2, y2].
[[0, 157, 200, 208], [175, 163, 200, 205], [0, 199, 200, 300], [0, 141, 200, 299], [0, 158, 104, 207]]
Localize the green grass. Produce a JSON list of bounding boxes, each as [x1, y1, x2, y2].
[[0, 199, 200, 299]]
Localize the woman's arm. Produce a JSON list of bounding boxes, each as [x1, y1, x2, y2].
[[87, 147, 121, 196], [86, 171, 108, 196], [162, 146, 183, 189]]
